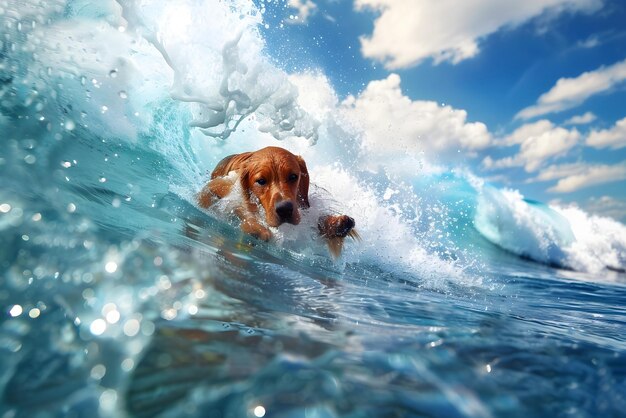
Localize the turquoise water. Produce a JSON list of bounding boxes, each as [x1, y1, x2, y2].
[[2, 1, 626, 417]]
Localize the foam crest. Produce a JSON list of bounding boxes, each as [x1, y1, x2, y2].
[[474, 184, 626, 273], [309, 166, 473, 287], [554, 206, 626, 273], [118, 0, 319, 143]]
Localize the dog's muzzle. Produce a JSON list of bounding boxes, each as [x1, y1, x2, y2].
[[275, 200, 295, 223]]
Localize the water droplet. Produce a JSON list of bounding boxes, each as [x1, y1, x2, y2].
[[90, 319, 107, 335], [0, 203, 11, 213], [106, 310, 120, 324], [101, 105, 108, 113], [123, 319, 140, 337], [99, 177, 107, 183], [118, 91, 127, 99], [67, 203, 76, 213], [9, 305, 23, 317], [91, 364, 106, 380], [105, 261, 117, 273], [109, 69, 118, 78], [65, 119, 75, 131], [99, 389, 118, 411], [121, 358, 134, 372]]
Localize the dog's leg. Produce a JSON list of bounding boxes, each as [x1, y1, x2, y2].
[[198, 177, 272, 242], [318, 214, 359, 258], [234, 207, 272, 242], [197, 177, 235, 208]]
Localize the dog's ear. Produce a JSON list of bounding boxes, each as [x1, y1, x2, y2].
[[296, 155, 310, 208], [239, 163, 252, 203], [211, 152, 252, 179]]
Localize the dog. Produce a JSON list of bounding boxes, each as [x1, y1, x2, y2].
[[197, 146, 358, 257]]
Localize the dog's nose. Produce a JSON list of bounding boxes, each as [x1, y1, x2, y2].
[[275, 201, 294, 221]]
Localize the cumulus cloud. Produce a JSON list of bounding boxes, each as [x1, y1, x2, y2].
[[586, 116, 626, 149], [529, 161, 589, 182], [340, 74, 492, 158], [483, 120, 580, 172], [564, 111, 597, 125], [516, 58, 626, 120], [498, 119, 555, 146], [540, 161, 626, 193], [287, 0, 318, 24], [355, 0, 601, 69]]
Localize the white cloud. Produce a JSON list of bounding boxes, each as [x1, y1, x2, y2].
[[564, 111, 597, 125], [499, 119, 555, 145], [340, 74, 492, 158], [577, 35, 600, 49], [483, 120, 580, 172], [355, 0, 601, 69], [544, 161, 626, 193], [529, 161, 589, 182], [516, 58, 626, 120], [287, 0, 318, 24], [586, 116, 626, 149]]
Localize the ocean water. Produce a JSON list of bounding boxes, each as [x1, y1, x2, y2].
[[1, 1, 626, 417]]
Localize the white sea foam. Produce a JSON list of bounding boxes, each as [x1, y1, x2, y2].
[[474, 184, 626, 273], [554, 205, 626, 273]]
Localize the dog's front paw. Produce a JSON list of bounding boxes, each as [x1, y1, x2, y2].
[[319, 215, 355, 238], [241, 219, 272, 242], [335, 215, 355, 237]]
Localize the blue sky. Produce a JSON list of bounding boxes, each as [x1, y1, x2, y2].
[[257, 0, 626, 221]]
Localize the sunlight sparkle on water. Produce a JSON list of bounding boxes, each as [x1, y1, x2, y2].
[[99, 389, 118, 412], [123, 319, 140, 337], [103, 303, 120, 324], [105, 261, 118, 273], [91, 364, 106, 380], [254, 405, 266, 417], [90, 318, 107, 335], [9, 304, 23, 317], [121, 358, 134, 372]]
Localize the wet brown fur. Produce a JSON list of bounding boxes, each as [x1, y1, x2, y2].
[[197, 146, 357, 256]]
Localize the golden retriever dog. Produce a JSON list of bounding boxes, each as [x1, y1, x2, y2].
[[197, 146, 358, 256]]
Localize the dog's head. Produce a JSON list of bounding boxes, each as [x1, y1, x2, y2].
[[221, 147, 309, 227]]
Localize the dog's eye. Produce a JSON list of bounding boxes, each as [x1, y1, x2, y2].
[[255, 178, 267, 186], [288, 174, 298, 182]]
